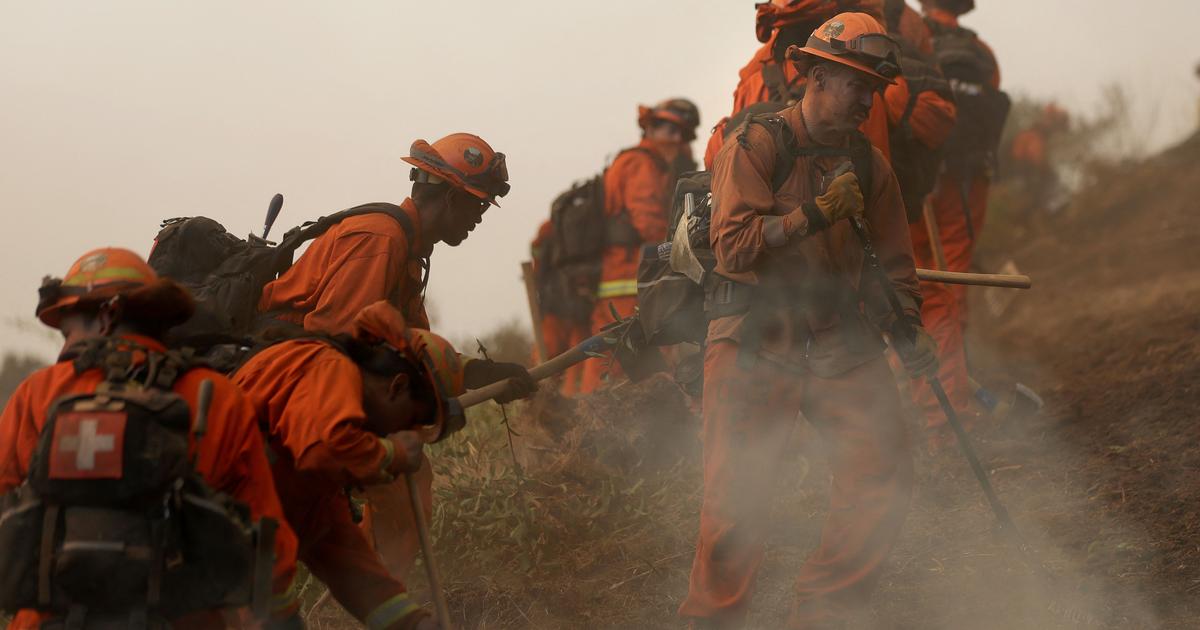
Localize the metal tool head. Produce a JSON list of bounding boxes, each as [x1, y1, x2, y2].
[[601, 314, 668, 382], [1010, 382, 1045, 418]]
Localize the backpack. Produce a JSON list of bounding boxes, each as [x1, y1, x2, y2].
[[538, 148, 666, 325], [148, 202, 420, 346], [0, 338, 276, 625], [635, 103, 876, 349], [888, 52, 955, 223], [927, 18, 1011, 180]]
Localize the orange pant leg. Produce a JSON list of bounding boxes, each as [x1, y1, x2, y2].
[[302, 497, 415, 624], [359, 455, 434, 581], [559, 323, 589, 397], [789, 357, 914, 627], [908, 173, 990, 427], [680, 341, 912, 627], [679, 341, 805, 625], [539, 313, 588, 397], [578, 295, 637, 394]]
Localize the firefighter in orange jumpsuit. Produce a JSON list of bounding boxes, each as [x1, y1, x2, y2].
[[0, 248, 300, 628], [578, 100, 699, 393], [530, 219, 588, 396], [234, 301, 462, 630], [703, 0, 898, 170], [680, 14, 938, 628], [882, 0, 960, 187], [256, 133, 535, 579], [1009, 103, 1069, 214], [910, 0, 1003, 450]]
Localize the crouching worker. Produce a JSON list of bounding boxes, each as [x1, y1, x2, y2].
[[0, 248, 301, 629], [233, 301, 465, 630]]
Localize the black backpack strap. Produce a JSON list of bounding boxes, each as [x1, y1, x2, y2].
[[275, 201, 429, 296], [277, 202, 416, 261], [738, 114, 803, 193], [848, 132, 875, 206]]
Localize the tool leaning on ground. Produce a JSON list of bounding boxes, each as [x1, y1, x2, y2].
[[847, 209, 1025, 540], [401, 325, 633, 630]]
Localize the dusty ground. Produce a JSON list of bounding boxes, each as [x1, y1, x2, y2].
[[304, 136, 1200, 629]]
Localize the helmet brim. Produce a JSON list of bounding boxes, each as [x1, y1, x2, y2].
[[792, 47, 897, 85]]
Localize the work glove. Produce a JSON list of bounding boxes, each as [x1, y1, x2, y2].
[[895, 326, 940, 379], [463, 359, 537, 403], [377, 431, 425, 482], [816, 171, 865, 224], [782, 171, 864, 238]]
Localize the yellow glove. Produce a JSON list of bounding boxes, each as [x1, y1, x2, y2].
[[781, 170, 865, 239], [815, 171, 865, 225]]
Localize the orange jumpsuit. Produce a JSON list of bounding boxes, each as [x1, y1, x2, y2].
[[531, 220, 587, 396], [0, 334, 299, 628], [884, 3, 958, 153], [909, 8, 1002, 429], [680, 104, 917, 628], [702, 31, 895, 170], [233, 339, 425, 627], [578, 139, 673, 393], [257, 198, 433, 581], [259, 198, 431, 333]]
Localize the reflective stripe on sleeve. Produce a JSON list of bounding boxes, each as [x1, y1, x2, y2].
[[365, 593, 421, 630], [596, 279, 639, 299]]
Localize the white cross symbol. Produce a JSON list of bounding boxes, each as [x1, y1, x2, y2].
[[59, 419, 116, 471]]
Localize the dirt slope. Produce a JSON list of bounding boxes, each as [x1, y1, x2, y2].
[[300, 135, 1200, 629]]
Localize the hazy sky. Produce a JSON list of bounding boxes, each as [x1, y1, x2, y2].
[[3, 0, 1198, 360]]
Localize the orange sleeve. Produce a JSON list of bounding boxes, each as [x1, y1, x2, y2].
[[703, 120, 727, 172], [302, 228, 407, 335], [709, 121, 781, 274], [0, 366, 69, 495], [613, 151, 670, 244], [181, 371, 300, 616], [274, 351, 388, 486], [0, 376, 39, 494], [908, 88, 958, 149]]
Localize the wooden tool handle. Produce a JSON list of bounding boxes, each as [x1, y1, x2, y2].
[[916, 268, 1032, 289]]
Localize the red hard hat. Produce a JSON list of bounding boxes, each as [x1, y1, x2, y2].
[[402, 133, 510, 207], [754, 0, 884, 43], [352, 301, 467, 443], [786, 12, 900, 85], [36, 247, 194, 330]]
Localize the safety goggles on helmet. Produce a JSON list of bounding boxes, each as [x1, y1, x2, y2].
[[409, 144, 511, 200], [409, 169, 445, 185], [810, 32, 902, 80]]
